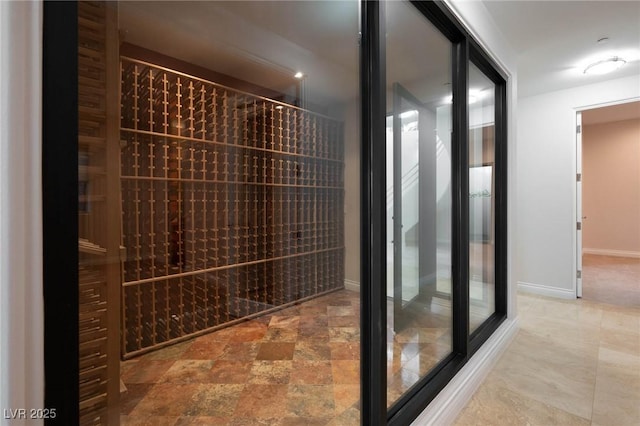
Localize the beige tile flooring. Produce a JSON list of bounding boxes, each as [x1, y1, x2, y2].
[[456, 256, 640, 425], [582, 254, 640, 307]]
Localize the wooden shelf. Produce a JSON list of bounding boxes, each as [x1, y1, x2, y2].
[[119, 127, 345, 163], [77, 2, 120, 424]]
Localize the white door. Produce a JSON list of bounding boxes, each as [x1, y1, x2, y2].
[[576, 112, 583, 298]]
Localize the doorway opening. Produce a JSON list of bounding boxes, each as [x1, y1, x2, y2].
[[576, 99, 640, 306]]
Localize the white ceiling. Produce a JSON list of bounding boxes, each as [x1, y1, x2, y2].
[[482, 0, 640, 99], [119, 1, 360, 109], [118, 1, 640, 120]]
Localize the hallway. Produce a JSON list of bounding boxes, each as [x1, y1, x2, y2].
[[456, 292, 640, 425]]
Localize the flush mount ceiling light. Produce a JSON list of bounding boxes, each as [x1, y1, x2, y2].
[[294, 71, 305, 79], [583, 56, 626, 75]]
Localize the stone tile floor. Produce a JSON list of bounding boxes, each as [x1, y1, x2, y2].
[[120, 288, 453, 425], [582, 254, 640, 307], [456, 255, 640, 425], [120, 289, 362, 425], [122, 255, 640, 426]]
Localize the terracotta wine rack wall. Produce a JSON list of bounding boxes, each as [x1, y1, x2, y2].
[[119, 57, 345, 356]]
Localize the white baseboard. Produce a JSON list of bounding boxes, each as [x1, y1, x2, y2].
[[411, 317, 519, 425], [344, 279, 360, 292], [517, 281, 576, 299], [583, 248, 640, 259]]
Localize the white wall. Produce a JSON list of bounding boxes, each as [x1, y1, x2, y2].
[[0, 1, 44, 423], [517, 75, 640, 298]]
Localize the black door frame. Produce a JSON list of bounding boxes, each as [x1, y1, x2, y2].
[[359, 1, 387, 423], [43, 2, 79, 424]]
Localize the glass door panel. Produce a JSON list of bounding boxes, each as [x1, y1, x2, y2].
[[468, 62, 496, 333], [393, 83, 424, 329], [385, 0, 453, 408]]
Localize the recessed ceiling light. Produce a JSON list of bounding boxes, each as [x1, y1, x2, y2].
[[583, 56, 626, 75], [294, 71, 304, 79]]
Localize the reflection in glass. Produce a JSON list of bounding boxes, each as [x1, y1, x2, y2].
[[385, 0, 453, 408], [469, 62, 496, 333]]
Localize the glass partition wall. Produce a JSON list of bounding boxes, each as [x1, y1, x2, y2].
[[43, 1, 507, 424], [116, 1, 362, 422], [74, 1, 361, 424]]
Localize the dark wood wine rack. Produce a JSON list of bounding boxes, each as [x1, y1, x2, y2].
[[119, 57, 345, 357], [78, 1, 120, 424]]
